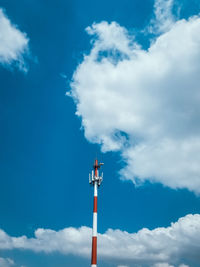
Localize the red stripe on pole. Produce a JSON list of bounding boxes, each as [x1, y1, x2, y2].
[[91, 236, 97, 265], [93, 196, 97, 213], [95, 159, 98, 177]]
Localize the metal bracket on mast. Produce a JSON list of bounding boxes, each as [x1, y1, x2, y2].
[[89, 161, 104, 186]]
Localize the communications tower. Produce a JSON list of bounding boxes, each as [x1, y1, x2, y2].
[[89, 159, 103, 267]]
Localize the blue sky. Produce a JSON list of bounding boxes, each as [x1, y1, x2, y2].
[[1, 0, 200, 266]]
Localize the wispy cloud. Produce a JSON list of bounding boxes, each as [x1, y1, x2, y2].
[[69, 2, 200, 193], [0, 214, 199, 266], [0, 8, 29, 71], [148, 0, 176, 34], [0, 257, 14, 267]]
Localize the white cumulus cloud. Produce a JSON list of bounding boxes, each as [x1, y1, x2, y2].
[[0, 214, 199, 266], [69, 10, 200, 193], [0, 8, 29, 70], [152, 264, 189, 267]]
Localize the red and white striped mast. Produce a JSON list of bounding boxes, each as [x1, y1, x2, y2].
[[89, 159, 103, 267]]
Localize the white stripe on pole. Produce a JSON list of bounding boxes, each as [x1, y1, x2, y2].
[[94, 181, 98, 196], [92, 212, 97, 237]]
